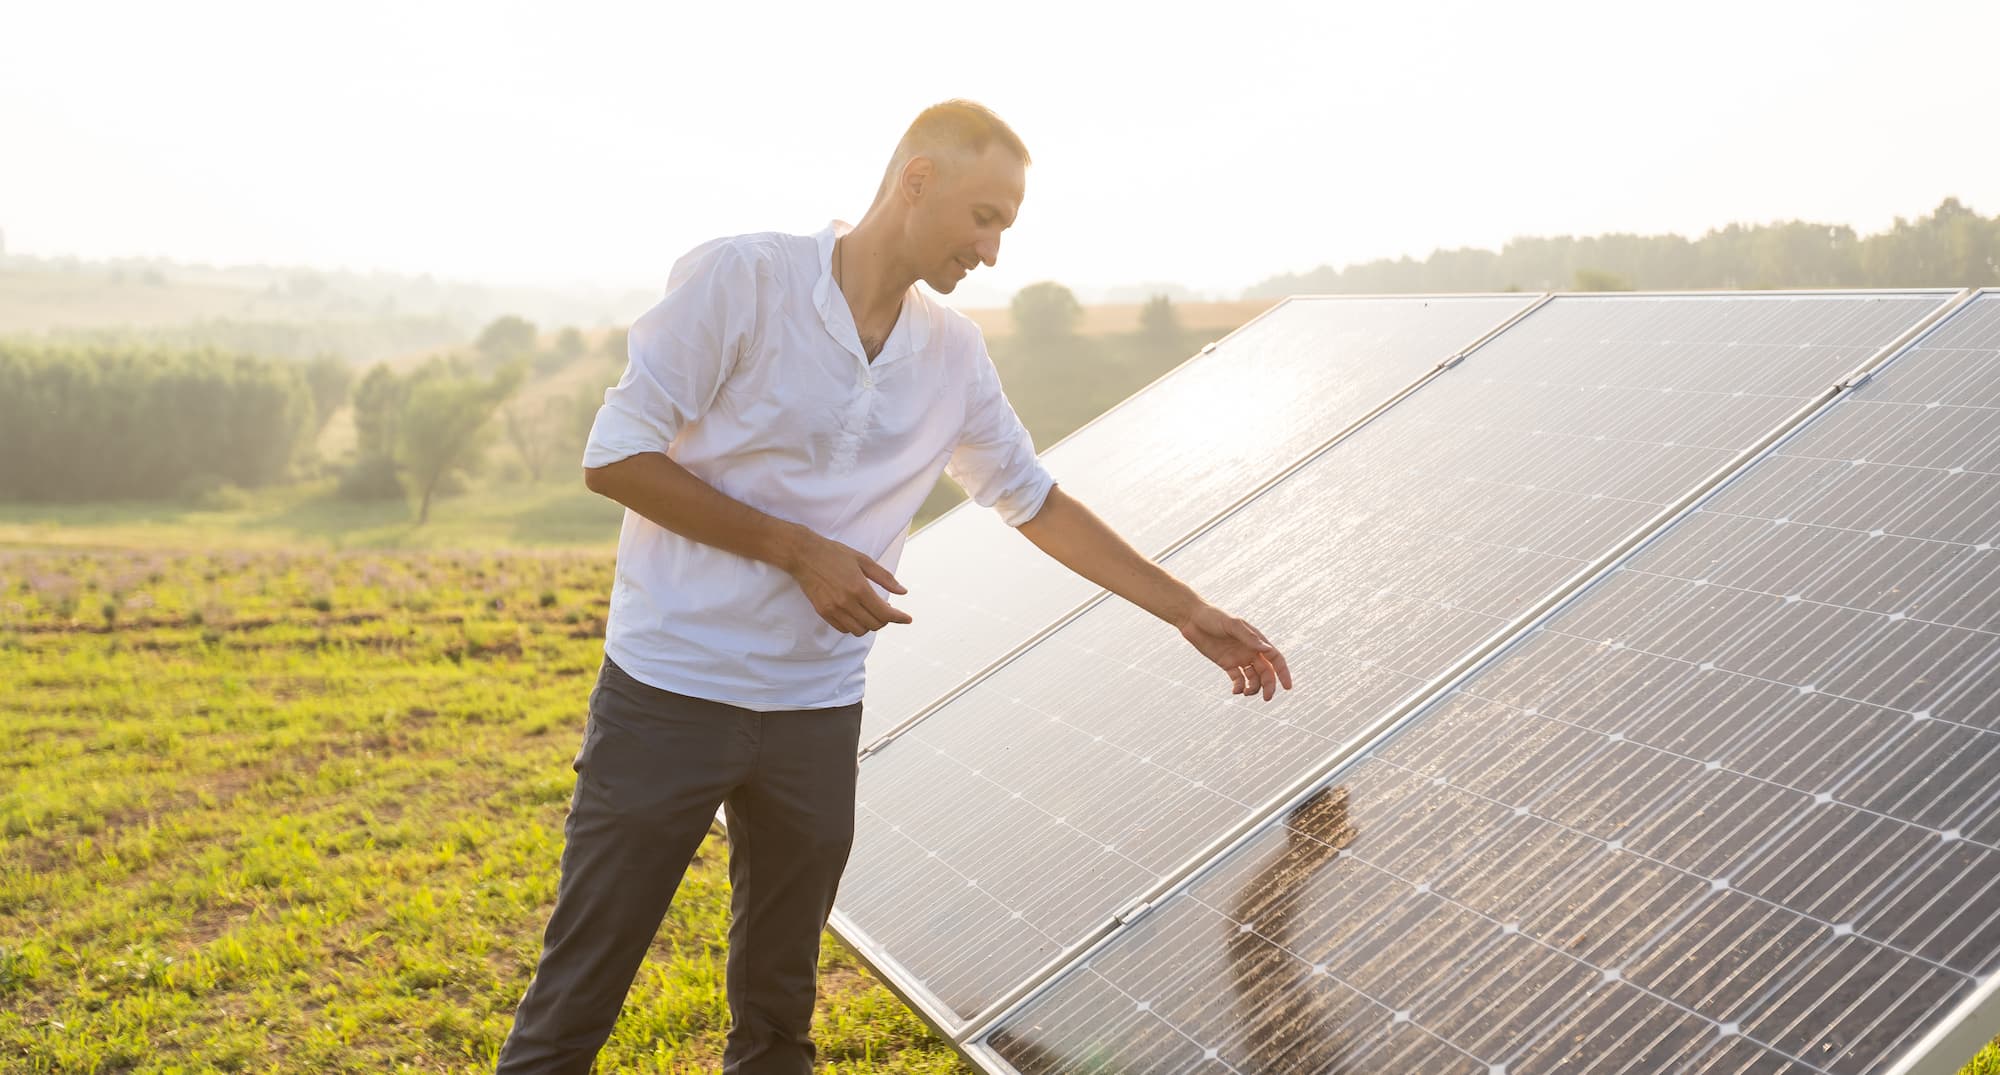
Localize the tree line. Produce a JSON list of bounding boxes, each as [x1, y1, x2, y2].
[[0, 315, 620, 515], [1246, 198, 2000, 297], [0, 342, 320, 501]]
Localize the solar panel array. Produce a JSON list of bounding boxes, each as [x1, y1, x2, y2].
[[836, 291, 1956, 1031], [835, 288, 2000, 1074], [976, 295, 2000, 1074], [860, 295, 1539, 743]]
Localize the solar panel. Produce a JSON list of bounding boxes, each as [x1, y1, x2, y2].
[[859, 295, 1541, 743], [976, 290, 2000, 1075], [837, 291, 1957, 1032]]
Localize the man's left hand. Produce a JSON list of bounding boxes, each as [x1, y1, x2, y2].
[[1177, 604, 1294, 701]]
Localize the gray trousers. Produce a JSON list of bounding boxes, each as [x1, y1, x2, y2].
[[496, 656, 863, 1075]]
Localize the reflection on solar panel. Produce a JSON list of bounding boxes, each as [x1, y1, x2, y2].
[[977, 291, 2000, 1074], [859, 296, 1539, 742], [837, 291, 1956, 1032]]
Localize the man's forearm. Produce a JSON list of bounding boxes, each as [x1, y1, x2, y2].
[[583, 452, 810, 572], [1016, 486, 1202, 626]]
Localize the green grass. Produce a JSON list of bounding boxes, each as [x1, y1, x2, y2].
[[0, 547, 968, 1073]]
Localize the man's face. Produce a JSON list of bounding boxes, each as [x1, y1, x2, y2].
[[907, 144, 1025, 294]]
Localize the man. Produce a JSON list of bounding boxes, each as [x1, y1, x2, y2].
[[496, 99, 1293, 1075]]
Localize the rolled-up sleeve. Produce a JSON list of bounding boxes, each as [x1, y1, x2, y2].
[[946, 347, 1056, 527], [581, 239, 761, 469]]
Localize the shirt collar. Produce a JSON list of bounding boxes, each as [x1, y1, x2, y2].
[[814, 220, 930, 366]]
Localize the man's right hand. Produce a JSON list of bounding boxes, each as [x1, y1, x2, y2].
[[582, 454, 914, 638], [783, 534, 913, 637]]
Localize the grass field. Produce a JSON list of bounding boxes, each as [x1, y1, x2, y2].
[[0, 547, 967, 1073]]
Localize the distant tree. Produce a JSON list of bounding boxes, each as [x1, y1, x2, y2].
[[499, 390, 590, 484], [553, 326, 587, 362], [401, 361, 524, 524], [348, 364, 403, 463], [1244, 197, 2000, 297], [501, 398, 548, 483], [1010, 281, 1082, 339], [301, 354, 352, 432], [1138, 294, 1181, 339], [568, 384, 604, 450], [1861, 197, 2000, 286], [599, 326, 630, 363], [475, 315, 537, 363], [529, 325, 588, 376], [1572, 268, 1635, 292], [339, 362, 411, 500]]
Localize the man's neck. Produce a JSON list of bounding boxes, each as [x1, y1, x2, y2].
[[836, 217, 916, 329]]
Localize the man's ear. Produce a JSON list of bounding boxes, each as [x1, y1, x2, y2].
[[901, 156, 935, 201]]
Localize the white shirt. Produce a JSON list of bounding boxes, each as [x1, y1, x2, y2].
[[582, 222, 1056, 711]]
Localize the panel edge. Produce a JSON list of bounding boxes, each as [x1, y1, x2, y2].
[[1881, 968, 2000, 1075]]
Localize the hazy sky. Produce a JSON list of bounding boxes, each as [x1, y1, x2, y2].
[[8, 0, 1998, 304]]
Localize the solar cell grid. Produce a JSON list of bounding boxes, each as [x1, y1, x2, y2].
[[838, 292, 1954, 1031], [859, 295, 1539, 743], [978, 292, 2000, 1074]]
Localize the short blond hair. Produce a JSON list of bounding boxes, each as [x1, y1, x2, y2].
[[878, 99, 1030, 198]]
